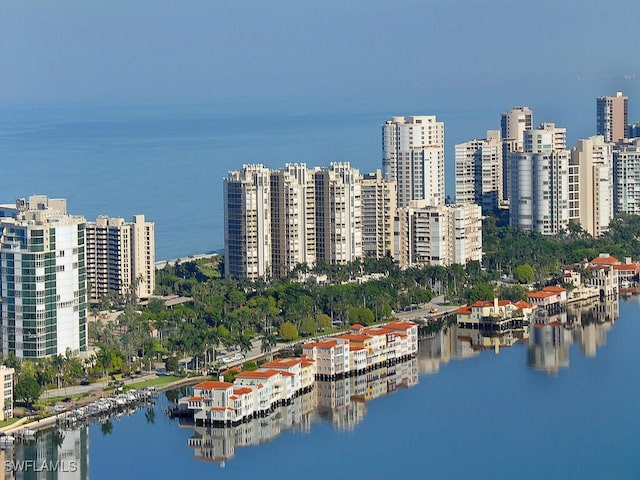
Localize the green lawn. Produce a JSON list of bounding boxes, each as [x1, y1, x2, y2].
[[0, 417, 22, 428], [124, 375, 183, 390]]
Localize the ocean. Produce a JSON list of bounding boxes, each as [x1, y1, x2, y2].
[[0, 87, 618, 261]]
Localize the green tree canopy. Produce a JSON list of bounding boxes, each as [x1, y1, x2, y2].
[[514, 264, 535, 284], [15, 373, 42, 406], [279, 322, 298, 341]]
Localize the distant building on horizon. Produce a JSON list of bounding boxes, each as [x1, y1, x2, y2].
[[0, 195, 87, 360], [455, 130, 503, 213], [597, 92, 628, 143], [361, 170, 395, 259], [85, 214, 155, 302], [382, 115, 445, 209]]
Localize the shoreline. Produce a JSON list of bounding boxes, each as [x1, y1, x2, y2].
[[0, 375, 208, 436]]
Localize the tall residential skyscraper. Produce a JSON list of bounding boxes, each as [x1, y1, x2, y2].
[[570, 136, 614, 237], [613, 138, 640, 215], [270, 163, 316, 278], [597, 92, 628, 143], [224, 164, 272, 280], [509, 123, 571, 235], [85, 214, 155, 302], [501, 107, 533, 202], [361, 170, 396, 259], [396, 201, 482, 268], [455, 130, 502, 212], [382, 115, 445, 208], [0, 196, 87, 359], [313, 162, 363, 265]]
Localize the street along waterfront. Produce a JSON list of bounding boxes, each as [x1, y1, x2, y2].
[[5, 296, 640, 480]]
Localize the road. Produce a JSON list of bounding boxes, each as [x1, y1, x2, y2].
[[42, 373, 158, 399]]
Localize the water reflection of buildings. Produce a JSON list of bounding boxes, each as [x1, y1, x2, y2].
[[9, 427, 89, 480], [186, 388, 317, 466], [527, 297, 619, 374], [184, 359, 419, 465], [316, 359, 418, 431]]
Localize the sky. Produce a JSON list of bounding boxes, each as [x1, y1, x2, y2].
[[1, 0, 639, 110]]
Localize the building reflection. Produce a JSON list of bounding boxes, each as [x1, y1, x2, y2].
[[9, 427, 89, 480], [527, 297, 619, 374], [183, 358, 419, 466]]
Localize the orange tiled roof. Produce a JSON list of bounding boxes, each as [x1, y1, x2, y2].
[[542, 286, 566, 293], [386, 320, 417, 330], [514, 300, 533, 309], [261, 358, 301, 368], [188, 396, 203, 402], [233, 387, 253, 395], [590, 255, 619, 265], [337, 333, 371, 342], [470, 299, 512, 308], [303, 339, 338, 349], [613, 263, 638, 270], [527, 291, 557, 298], [457, 306, 472, 314], [195, 381, 233, 390], [235, 369, 281, 379]]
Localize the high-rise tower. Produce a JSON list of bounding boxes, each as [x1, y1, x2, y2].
[[501, 107, 533, 203], [0, 196, 87, 359], [597, 92, 628, 143], [382, 115, 445, 208]]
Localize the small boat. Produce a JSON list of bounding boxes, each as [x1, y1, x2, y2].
[[0, 434, 15, 447]]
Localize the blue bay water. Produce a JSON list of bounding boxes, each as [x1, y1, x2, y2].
[[8, 296, 639, 480]]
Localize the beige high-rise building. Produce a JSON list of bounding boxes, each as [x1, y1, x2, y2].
[[270, 163, 316, 277], [224, 164, 272, 280], [397, 201, 482, 268], [0, 196, 87, 359], [382, 115, 445, 208], [501, 106, 533, 202], [313, 162, 363, 265], [361, 170, 395, 259], [570, 136, 614, 237], [455, 130, 502, 212], [86, 215, 155, 302], [0, 365, 14, 421], [509, 123, 571, 235], [597, 92, 628, 143]]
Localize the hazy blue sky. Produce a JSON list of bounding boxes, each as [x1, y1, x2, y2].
[[1, 0, 638, 108]]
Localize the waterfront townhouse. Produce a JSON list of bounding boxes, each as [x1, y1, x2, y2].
[[385, 320, 419, 354], [456, 298, 534, 347], [527, 286, 568, 314], [187, 381, 236, 424], [234, 369, 285, 414], [302, 338, 350, 379], [261, 357, 317, 394]]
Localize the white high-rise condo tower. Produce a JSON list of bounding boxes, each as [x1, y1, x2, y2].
[[382, 115, 445, 208], [0, 196, 87, 359]]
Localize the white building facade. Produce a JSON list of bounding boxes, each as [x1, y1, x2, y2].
[[382, 115, 445, 208], [0, 196, 87, 359]]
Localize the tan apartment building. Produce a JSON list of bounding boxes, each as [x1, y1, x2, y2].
[[597, 91, 628, 143], [0, 365, 14, 421], [361, 170, 395, 259], [396, 201, 482, 268], [570, 136, 614, 236], [455, 130, 503, 212], [85, 214, 155, 301]]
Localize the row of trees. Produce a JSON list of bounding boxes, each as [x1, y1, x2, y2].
[[6, 212, 639, 401]]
